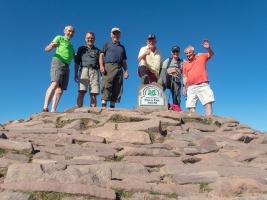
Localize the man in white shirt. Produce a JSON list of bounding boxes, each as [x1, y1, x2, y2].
[[137, 34, 163, 84]]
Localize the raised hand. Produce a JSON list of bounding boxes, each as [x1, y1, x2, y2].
[[124, 70, 129, 79], [202, 39, 210, 49]]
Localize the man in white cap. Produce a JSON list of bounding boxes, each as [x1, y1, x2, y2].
[[99, 27, 128, 108], [137, 34, 163, 84]]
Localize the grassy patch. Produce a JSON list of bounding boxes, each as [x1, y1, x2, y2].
[[0, 168, 7, 178], [32, 192, 62, 200], [56, 117, 76, 128], [109, 114, 146, 123], [150, 191, 177, 198], [199, 182, 212, 193], [113, 188, 133, 198], [106, 155, 124, 162], [0, 148, 6, 157], [187, 141, 197, 146]]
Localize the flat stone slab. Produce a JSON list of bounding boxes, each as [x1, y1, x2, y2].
[[0, 139, 33, 154], [0, 191, 33, 200], [1, 181, 116, 200], [90, 128, 151, 144], [116, 146, 179, 157], [172, 171, 219, 184]]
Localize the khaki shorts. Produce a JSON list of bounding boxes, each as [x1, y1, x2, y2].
[[186, 83, 215, 108], [50, 58, 69, 90], [79, 67, 99, 93]]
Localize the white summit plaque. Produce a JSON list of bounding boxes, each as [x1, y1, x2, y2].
[[138, 83, 167, 110]]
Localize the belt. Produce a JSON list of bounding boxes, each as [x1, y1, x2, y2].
[[81, 64, 97, 68]]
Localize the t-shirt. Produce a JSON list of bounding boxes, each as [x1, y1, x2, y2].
[[52, 35, 75, 65], [182, 53, 209, 86], [75, 45, 100, 68], [138, 46, 162, 75], [102, 42, 127, 65]]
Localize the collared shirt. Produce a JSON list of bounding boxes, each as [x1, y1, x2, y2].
[[138, 46, 162, 75], [102, 41, 127, 65], [183, 53, 210, 86], [75, 45, 100, 68], [52, 35, 74, 65]]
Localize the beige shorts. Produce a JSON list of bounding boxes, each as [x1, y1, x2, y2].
[[186, 83, 215, 108], [79, 67, 99, 93]]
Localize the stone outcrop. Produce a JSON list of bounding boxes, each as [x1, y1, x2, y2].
[[0, 107, 266, 200]]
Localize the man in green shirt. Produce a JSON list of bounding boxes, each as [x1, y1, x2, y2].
[[42, 25, 75, 112]]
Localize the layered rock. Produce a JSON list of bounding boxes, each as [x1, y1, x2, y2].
[[0, 108, 266, 200]]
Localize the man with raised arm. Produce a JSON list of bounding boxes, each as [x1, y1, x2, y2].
[[42, 25, 75, 112], [182, 40, 215, 116]]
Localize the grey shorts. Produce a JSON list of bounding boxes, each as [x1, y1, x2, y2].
[[79, 67, 100, 93], [50, 58, 69, 90]]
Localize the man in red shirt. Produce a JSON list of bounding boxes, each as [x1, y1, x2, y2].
[[182, 40, 215, 116]]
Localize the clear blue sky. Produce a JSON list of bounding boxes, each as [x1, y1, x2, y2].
[[0, 0, 266, 131]]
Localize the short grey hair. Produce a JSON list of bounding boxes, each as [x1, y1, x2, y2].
[[64, 25, 74, 31], [184, 45, 194, 52]]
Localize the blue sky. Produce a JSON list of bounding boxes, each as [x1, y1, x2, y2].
[[0, 0, 266, 131]]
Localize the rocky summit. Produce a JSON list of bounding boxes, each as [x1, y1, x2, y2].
[[0, 107, 267, 200]]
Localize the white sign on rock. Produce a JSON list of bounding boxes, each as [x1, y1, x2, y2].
[[138, 83, 167, 110]]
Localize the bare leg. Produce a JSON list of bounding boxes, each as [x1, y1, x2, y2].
[[101, 100, 107, 108], [204, 103, 213, 116], [189, 108, 195, 113], [43, 82, 58, 111], [77, 91, 86, 107], [90, 93, 97, 107], [51, 86, 63, 112]]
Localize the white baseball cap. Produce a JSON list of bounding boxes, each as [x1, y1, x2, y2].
[[111, 27, 121, 33]]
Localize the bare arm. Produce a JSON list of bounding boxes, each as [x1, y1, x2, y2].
[[122, 59, 129, 79], [182, 74, 187, 97], [203, 40, 214, 58], [45, 42, 57, 52], [99, 53, 105, 73]]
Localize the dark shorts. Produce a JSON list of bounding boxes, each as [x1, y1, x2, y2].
[[50, 58, 69, 90]]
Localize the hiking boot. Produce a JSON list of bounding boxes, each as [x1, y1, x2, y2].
[[42, 108, 49, 112], [141, 75, 149, 84]]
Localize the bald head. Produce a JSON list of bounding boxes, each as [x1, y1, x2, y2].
[[184, 45, 195, 61], [184, 45, 194, 53]]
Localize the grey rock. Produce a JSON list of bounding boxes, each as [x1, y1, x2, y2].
[[185, 121, 218, 132], [116, 146, 180, 157], [2, 181, 116, 199], [0, 191, 33, 200], [184, 138, 220, 155], [5, 163, 44, 183], [172, 171, 219, 184], [0, 139, 33, 154], [63, 119, 85, 130]]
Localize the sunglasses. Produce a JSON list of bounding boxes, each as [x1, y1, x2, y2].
[[112, 31, 120, 35], [172, 50, 179, 53]]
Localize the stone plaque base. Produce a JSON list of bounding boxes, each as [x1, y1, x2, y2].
[[137, 83, 168, 110]]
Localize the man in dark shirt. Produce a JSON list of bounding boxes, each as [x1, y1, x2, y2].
[[99, 27, 128, 108], [75, 32, 100, 107]]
